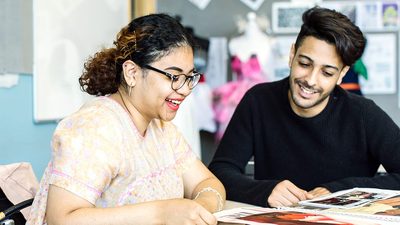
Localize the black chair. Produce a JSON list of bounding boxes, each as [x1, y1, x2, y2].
[[0, 188, 33, 225]]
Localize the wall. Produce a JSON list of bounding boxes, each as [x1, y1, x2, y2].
[[157, 0, 400, 164], [158, 0, 276, 38], [0, 75, 56, 178], [1, 0, 55, 178]]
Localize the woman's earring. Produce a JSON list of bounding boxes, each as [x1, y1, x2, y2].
[[128, 84, 133, 97]]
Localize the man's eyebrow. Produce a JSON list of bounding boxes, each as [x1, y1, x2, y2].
[[298, 54, 339, 71], [298, 54, 312, 62]]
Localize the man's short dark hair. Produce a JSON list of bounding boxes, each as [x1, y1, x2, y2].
[[294, 6, 366, 66]]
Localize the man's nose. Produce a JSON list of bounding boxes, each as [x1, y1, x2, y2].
[[305, 68, 319, 86]]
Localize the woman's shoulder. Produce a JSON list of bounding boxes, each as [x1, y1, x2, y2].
[[76, 96, 121, 115], [57, 97, 124, 129], [53, 97, 126, 150]]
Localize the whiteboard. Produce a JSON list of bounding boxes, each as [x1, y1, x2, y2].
[[360, 33, 397, 94], [33, 0, 130, 122]]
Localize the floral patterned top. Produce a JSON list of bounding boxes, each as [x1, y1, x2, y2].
[[27, 97, 197, 225]]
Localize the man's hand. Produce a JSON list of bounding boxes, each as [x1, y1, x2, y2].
[[307, 187, 331, 198], [267, 180, 313, 208]]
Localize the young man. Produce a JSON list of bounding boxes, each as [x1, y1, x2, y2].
[[209, 7, 400, 208]]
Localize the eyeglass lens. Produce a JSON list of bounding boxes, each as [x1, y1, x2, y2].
[[172, 74, 201, 90], [144, 65, 201, 90]]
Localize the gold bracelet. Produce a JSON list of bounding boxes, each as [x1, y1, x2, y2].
[[194, 187, 223, 211]]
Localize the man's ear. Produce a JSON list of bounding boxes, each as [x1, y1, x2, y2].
[[337, 65, 350, 85], [122, 60, 138, 87], [288, 44, 295, 67]]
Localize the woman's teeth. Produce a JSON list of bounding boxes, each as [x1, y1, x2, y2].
[[167, 99, 182, 105]]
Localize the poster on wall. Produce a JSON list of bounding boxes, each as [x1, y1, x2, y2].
[[271, 35, 296, 81], [359, 33, 397, 95], [33, 0, 130, 122], [319, 1, 357, 23], [382, 2, 400, 28], [272, 2, 313, 33], [320, 1, 400, 31], [357, 1, 381, 30]]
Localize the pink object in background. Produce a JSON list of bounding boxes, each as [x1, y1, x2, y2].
[[213, 55, 266, 140]]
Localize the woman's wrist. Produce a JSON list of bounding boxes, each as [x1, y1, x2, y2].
[[194, 187, 224, 212]]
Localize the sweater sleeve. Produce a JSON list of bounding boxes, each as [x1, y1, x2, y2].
[[209, 89, 280, 207], [322, 99, 400, 192]]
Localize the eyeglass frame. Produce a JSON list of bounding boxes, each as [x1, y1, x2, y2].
[[144, 65, 202, 91]]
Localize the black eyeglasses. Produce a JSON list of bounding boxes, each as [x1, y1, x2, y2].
[[144, 65, 202, 91]]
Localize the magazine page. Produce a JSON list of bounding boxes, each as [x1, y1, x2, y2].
[[280, 190, 400, 224], [214, 207, 380, 224], [299, 188, 400, 209]]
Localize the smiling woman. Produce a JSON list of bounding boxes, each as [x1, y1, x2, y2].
[[27, 13, 225, 225]]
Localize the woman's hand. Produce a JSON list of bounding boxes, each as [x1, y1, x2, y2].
[[162, 199, 217, 225]]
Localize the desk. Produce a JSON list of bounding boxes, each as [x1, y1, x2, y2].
[[224, 200, 255, 210], [218, 201, 397, 225], [219, 200, 255, 225]]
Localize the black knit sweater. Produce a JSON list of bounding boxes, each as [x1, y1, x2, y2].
[[209, 77, 400, 207]]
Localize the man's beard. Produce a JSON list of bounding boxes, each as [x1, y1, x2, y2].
[[289, 77, 330, 110]]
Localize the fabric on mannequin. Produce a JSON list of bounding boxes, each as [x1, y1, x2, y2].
[[212, 12, 271, 140], [228, 12, 274, 80], [196, 37, 230, 134], [213, 54, 265, 140], [204, 37, 228, 89]]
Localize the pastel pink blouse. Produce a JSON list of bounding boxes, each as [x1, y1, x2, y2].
[[27, 97, 196, 225]]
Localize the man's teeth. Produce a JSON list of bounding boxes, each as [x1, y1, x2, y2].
[[167, 99, 182, 105], [300, 86, 316, 94]]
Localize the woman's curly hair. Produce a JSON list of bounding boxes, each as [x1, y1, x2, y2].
[[79, 13, 195, 96]]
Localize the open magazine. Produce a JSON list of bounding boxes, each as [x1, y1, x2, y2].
[[280, 188, 400, 224], [298, 188, 400, 209], [215, 207, 380, 225]]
